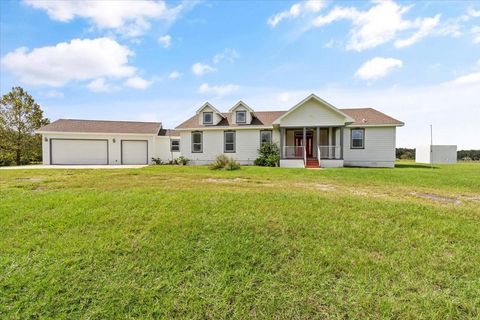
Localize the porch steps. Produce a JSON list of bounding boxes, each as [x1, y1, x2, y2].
[[305, 158, 320, 169]]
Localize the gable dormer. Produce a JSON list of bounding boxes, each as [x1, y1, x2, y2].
[[196, 102, 224, 126], [229, 101, 254, 125]]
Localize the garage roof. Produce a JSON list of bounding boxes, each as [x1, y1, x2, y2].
[[37, 119, 163, 135]]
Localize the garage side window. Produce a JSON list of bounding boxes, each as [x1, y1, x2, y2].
[[224, 131, 235, 153], [351, 128, 365, 149], [192, 131, 202, 153], [171, 139, 180, 152]]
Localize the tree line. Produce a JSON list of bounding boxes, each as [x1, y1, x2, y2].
[[396, 148, 480, 161]]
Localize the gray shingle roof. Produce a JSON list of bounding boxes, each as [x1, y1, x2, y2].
[[37, 119, 163, 135]]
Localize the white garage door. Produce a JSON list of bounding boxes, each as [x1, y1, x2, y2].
[[51, 139, 108, 165], [121, 140, 148, 165]]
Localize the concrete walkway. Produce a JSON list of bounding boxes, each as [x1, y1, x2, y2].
[[0, 165, 148, 170]]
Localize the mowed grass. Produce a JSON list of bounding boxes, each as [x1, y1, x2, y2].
[[1, 163, 479, 319]]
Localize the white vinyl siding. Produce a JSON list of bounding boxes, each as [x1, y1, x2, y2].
[[343, 127, 396, 167], [279, 98, 348, 127], [180, 129, 278, 165], [154, 136, 181, 161]]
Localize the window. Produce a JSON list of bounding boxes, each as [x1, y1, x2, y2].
[[351, 128, 365, 149], [236, 110, 246, 124], [224, 131, 236, 153], [260, 130, 272, 144], [192, 131, 202, 153], [203, 112, 213, 124], [171, 139, 180, 152]]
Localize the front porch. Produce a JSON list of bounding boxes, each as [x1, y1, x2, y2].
[[279, 127, 344, 168]]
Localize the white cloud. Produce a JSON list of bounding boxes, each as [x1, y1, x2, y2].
[[268, 0, 325, 27], [281, 1, 440, 51], [168, 71, 182, 79], [277, 92, 291, 102], [472, 26, 480, 44], [468, 7, 480, 18], [123, 76, 152, 89], [198, 83, 239, 96], [450, 72, 480, 85], [394, 15, 441, 48], [355, 57, 403, 81], [1, 37, 136, 87], [43, 90, 64, 98], [213, 48, 239, 64], [158, 34, 172, 48], [87, 78, 115, 92], [24, 0, 184, 37], [191, 62, 216, 76]]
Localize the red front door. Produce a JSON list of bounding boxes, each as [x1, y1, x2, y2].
[[294, 134, 313, 157]]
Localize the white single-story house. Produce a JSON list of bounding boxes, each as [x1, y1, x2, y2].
[[37, 94, 404, 168]]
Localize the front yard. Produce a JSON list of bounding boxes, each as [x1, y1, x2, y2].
[[1, 163, 479, 318]]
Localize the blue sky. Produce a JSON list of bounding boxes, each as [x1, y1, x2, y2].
[[1, 0, 479, 148]]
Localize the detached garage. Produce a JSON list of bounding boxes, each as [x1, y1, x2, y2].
[[37, 119, 178, 165]]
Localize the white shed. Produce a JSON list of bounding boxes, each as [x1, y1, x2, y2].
[[415, 145, 457, 164]]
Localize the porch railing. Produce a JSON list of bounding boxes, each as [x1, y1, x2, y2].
[[283, 145, 342, 159], [318, 145, 342, 159], [283, 146, 304, 159]]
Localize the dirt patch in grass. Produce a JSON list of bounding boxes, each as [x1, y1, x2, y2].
[[294, 182, 335, 191], [15, 178, 42, 182], [204, 178, 248, 183], [462, 195, 480, 202], [411, 192, 462, 205]]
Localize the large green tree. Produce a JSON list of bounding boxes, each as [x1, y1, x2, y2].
[[0, 87, 49, 165]]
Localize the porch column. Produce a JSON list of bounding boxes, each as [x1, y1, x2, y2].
[[303, 127, 306, 155], [332, 127, 336, 159], [340, 127, 344, 160], [280, 127, 285, 159], [316, 126, 320, 158]]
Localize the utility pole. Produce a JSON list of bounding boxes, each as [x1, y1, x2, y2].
[[430, 124, 433, 169]]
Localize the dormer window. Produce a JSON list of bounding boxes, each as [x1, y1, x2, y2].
[[203, 112, 213, 125], [236, 111, 246, 124]]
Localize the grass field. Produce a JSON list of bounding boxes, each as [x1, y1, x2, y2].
[[1, 163, 479, 319]]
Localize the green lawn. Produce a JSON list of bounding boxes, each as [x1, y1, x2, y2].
[[1, 163, 479, 319]]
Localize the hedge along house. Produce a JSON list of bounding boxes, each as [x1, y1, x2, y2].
[[175, 94, 404, 168], [37, 119, 180, 165]]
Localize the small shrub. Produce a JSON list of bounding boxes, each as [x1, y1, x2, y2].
[[255, 142, 280, 167], [209, 154, 240, 170], [151, 157, 163, 165], [225, 160, 240, 171], [176, 156, 190, 166]]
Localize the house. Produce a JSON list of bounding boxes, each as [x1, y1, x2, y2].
[[175, 94, 404, 168], [37, 94, 404, 168]]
